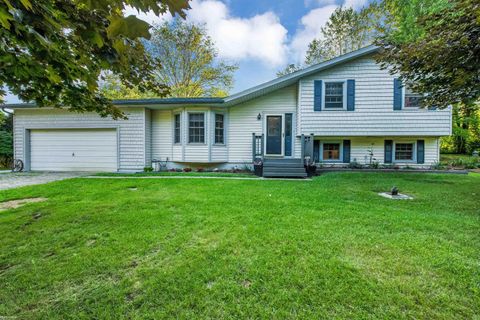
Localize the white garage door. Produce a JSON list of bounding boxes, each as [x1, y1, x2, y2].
[[30, 129, 118, 172]]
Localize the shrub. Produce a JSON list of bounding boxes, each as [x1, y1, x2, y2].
[[370, 161, 380, 169], [348, 160, 363, 169], [196, 167, 204, 172], [143, 167, 153, 172], [183, 167, 192, 172], [430, 161, 445, 170]]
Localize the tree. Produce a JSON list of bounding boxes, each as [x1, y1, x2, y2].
[[0, 0, 190, 119], [148, 20, 237, 97], [0, 112, 13, 168], [278, 5, 379, 77], [276, 64, 302, 77], [375, 0, 479, 109]]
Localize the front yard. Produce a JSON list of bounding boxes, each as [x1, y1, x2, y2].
[[0, 173, 479, 319]]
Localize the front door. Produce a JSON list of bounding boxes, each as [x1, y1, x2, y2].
[[266, 115, 283, 155]]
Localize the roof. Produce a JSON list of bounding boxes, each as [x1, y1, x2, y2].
[[4, 45, 379, 109]]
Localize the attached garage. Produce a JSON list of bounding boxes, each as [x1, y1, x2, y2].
[[29, 129, 118, 172]]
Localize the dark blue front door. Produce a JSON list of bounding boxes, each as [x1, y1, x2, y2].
[[266, 115, 282, 155]]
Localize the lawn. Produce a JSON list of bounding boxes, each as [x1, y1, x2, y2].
[[0, 172, 479, 319]]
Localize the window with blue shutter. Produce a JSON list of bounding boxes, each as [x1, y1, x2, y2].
[[384, 140, 393, 163], [343, 140, 351, 163], [347, 80, 355, 111], [417, 140, 425, 164], [393, 78, 402, 110], [314, 80, 322, 111]]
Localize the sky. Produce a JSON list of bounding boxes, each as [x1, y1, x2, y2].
[[4, 0, 371, 103]]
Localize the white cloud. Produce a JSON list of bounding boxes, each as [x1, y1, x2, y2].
[[289, 5, 337, 62], [344, 0, 369, 10], [125, 1, 288, 67], [187, 0, 288, 66]]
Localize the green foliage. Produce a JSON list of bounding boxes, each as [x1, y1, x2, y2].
[[278, 5, 379, 76], [0, 112, 13, 167], [148, 20, 237, 97], [0, 0, 190, 118], [376, 0, 480, 108], [441, 104, 480, 154]]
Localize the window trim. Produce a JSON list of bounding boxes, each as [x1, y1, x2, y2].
[[173, 113, 182, 145], [214, 112, 226, 146], [323, 80, 347, 110], [393, 141, 417, 163], [187, 112, 206, 145], [319, 140, 344, 162]]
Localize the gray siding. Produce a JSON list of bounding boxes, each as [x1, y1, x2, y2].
[[298, 56, 451, 136], [13, 108, 146, 171]]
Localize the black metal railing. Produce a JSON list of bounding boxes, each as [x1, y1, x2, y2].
[[252, 133, 264, 162]]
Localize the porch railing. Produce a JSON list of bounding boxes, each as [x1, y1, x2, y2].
[[301, 133, 315, 166], [252, 133, 264, 162]]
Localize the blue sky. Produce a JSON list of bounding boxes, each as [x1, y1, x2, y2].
[[4, 0, 370, 103]]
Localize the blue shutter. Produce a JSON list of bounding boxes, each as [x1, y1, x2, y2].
[[313, 140, 320, 162], [393, 78, 402, 110], [343, 140, 351, 163], [347, 80, 355, 111], [417, 140, 425, 164], [314, 80, 322, 111], [384, 140, 393, 163]]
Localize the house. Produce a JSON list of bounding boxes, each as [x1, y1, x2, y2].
[[8, 46, 452, 177]]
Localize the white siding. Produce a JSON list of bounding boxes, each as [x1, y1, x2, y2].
[[228, 85, 298, 163], [317, 137, 439, 167], [151, 110, 173, 161], [298, 56, 451, 136], [13, 108, 146, 171], [145, 109, 152, 166]]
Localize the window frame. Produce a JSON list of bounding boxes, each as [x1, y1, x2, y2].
[[187, 112, 206, 144], [319, 141, 344, 162], [393, 141, 416, 162], [323, 80, 347, 110], [214, 113, 226, 145], [403, 85, 423, 109], [173, 113, 181, 145]]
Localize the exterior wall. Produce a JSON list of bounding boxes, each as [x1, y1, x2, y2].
[[145, 108, 152, 166], [228, 85, 298, 164], [13, 108, 147, 171], [298, 56, 452, 136], [151, 107, 228, 165], [316, 136, 440, 167]]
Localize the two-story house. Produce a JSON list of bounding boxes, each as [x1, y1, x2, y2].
[[9, 46, 452, 177]]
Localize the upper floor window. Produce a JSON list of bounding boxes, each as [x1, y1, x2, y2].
[[215, 113, 225, 144], [174, 114, 181, 144], [325, 82, 344, 109], [188, 113, 205, 143], [404, 86, 423, 108], [394, 143, 414, 161]]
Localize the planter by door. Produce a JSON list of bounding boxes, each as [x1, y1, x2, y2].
[[266, 115, 282, 155]]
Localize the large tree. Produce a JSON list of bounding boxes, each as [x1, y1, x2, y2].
[[148, 20, 237, 97], [376, 0, 479, 109], [0, 0, 190, 119], [0, 111, 13, 168], [278, 5, 379, 77]]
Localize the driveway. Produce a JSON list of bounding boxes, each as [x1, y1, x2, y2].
[[0, 172, 86, 190]]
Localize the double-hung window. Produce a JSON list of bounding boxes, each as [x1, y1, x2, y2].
[[324, 82, 344, 109], [188, 113, 205, 143], [404, 86, 423, 108], [214, 113, 225, 144], [174, 114, 181, 144], [394, 143, 414, 161]]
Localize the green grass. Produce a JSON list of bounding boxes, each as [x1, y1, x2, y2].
[[94, 171, 256, 178], [1, 173, 479, 319]]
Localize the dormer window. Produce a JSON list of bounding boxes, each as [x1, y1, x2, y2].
[[404, 86, 423, 108]]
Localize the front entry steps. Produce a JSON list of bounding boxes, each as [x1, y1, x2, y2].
[[262, 158, 307, 178]]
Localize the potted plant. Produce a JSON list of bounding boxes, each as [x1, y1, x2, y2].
[[253, 158, 263, 176]]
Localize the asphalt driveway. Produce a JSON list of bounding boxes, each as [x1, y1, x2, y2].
[[0, 172, 86, 190]]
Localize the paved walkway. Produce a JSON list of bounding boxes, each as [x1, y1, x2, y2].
[[0, 172, 85, 190]]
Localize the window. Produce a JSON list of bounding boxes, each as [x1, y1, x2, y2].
[[188, 113, 205, 143], [174, 114, 181, 144], [325, 82, 344, 109], [215, 113, 224, 144], [395, 143, 414, 161], [404, 86, 423, 108], [322, 143, 341, 160]]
